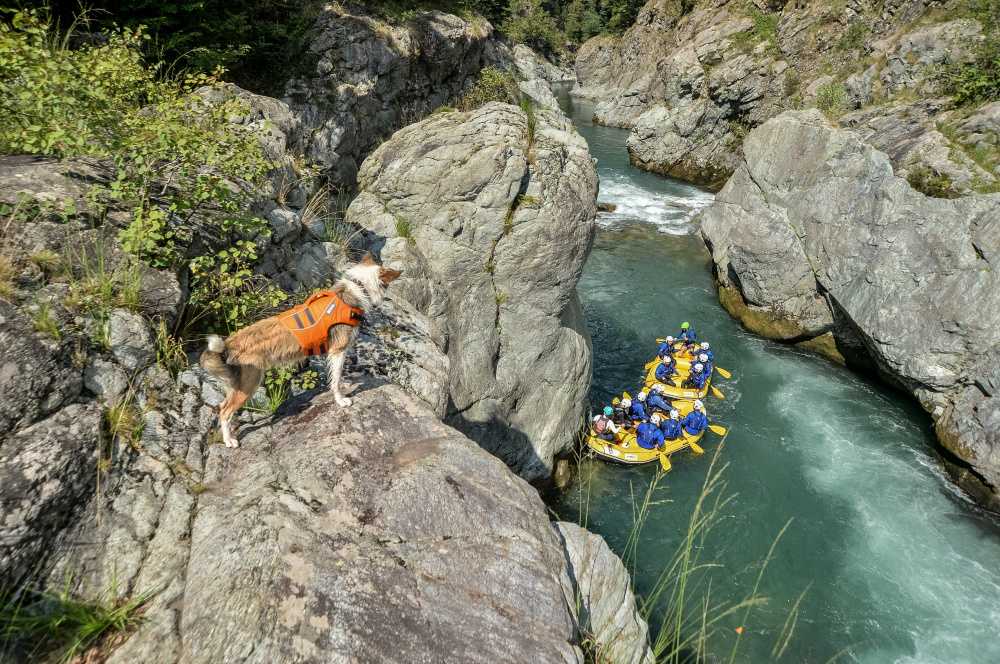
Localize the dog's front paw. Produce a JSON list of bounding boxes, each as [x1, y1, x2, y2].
[[336, 396, 353, 408]]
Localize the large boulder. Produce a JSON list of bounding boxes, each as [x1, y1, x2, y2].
[[347, 102, 597, 481], [555, 522, 655, 664], [700, 110, 1000, 508], [52, 380, 596, 664], [285, 6, 505, 187]]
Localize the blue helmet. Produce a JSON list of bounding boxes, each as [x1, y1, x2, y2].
[[603, 406, 613, 417]]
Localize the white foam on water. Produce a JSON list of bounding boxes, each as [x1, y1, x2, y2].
[[597, 171, 715, 235], [769, 369, 1000, 664]]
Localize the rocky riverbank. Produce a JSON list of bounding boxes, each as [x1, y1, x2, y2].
[[574, 0, 999, 196], [700, 109, 1000, 509], [0, 5, 653, 662]]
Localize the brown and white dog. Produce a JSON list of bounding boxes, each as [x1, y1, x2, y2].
[[200, 253, 401, 448]]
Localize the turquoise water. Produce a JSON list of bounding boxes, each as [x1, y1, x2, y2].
[[553, 91, 1000, 663]]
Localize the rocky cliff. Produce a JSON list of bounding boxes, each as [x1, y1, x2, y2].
[[347, 102, 598, 482], [700, 110, 1000, 509], [574, 0, 999, 195]]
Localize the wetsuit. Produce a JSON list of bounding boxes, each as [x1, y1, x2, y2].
[[660, 417, 683, 440], [655, 359, 676, 383], [684, 370, 708, 389], [647, 392, 672, 414], [629, 400, 648, 422], [636, 421, 665, 449], [682, 410, 708, 435]]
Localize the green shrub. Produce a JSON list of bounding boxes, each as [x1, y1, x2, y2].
[[458, 66, 519, 110], [502, 0, 565, 55], [0, 582, 151, 663], [907, 165, 959, 198], [733, 3, 779, 54], [938, 0, 1000, 104], [814, 81, 847, 117], [837, 20, 870, 52]]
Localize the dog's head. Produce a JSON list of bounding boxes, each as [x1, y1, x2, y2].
[[360, 252, 402, 287]]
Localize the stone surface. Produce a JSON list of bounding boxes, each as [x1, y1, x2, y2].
[[285, 6, 503, 187], [574, 0, 997, 192], [555, 522, 655, 664], [700, 110, 1000, 505], [83, 357, 129, 402], [108, 308, 154, 371], [0, 404, 100, 586], [348, 102, 597, 481], [53, 382, 592, 663]]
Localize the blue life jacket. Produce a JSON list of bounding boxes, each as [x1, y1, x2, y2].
[[636, 422, 665, 449], [682, 410, 708, 435], [657, 342, 675, 358], [647, 393, 672, 414], [680, 328, 697, 343], [686, 370, 708, 389], [660, 418, 682, 440], [702, 349, 714, 362], [629, 400, 648, 422], [655, 360, 675, 383]]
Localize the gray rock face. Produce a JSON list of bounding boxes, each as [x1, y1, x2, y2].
[[574, 0, 997, 192], [83, 357, 129, 402], [108, 308, 154, 371], [700, 110, 1000, 507], [52, 381, 591, 663], [0, 404, 100, 586], [347, 102, 597, 481], [556, 522, 655, 664], [285, 6, 503, 187]]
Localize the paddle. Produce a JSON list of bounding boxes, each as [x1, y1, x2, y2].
[[644, 358, 658, 370], [715, 366, 732, 379], [711, 384, 725, 400], [689, 440, 705, 455], [708, 423, 728, 436], [658, 447, 672, 472]]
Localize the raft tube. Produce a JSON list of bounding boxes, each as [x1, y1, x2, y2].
[[643, 361, 711, 400], [585, 427, 706, 466]]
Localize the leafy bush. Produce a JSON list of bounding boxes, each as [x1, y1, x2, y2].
[[457, 66, 519, 110], [814, 81, 847, 117], [502, 0, 565, 55], [907, 165, 959, 198], [939, 0, 1000, 104]]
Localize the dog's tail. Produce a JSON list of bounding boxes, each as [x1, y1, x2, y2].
[[200, 335, 239, 389]]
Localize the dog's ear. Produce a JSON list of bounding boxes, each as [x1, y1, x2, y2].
[[360, 252, 377, 266], [379, 267, 402, 286]]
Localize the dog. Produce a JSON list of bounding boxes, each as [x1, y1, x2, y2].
[[199, 253, 401, 448]]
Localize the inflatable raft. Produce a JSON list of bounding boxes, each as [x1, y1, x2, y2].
[[643, 360, 711, 400], [584, 426, 705, 470]]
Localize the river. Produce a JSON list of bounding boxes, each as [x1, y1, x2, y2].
[[550, 89, 1000, 663]]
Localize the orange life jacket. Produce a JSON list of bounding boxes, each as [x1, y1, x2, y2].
[[277, 289, 363, 356]]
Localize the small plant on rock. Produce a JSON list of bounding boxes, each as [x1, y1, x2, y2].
[[457, 66, 519, 111], [814, 81, 847, 117], [907, 165, 959, 199], [30, 301, 61, 341], [154, 320, 188, 377]]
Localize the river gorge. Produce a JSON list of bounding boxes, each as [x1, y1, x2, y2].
[[552, 88, 1000, 664]]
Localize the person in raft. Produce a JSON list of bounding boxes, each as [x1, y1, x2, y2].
[[592, 407, 619, 441], [657, 335, 677, 357], [697, 352, 713, 376], [682, 400, 708, 435], [610, 397, 628, 426], [660, 408, 683, 440], [699, 341, 714, 363], [679, 321, 697, 348], [684, 363, 709, 390], [655, 353, 677, 383], [647, 383, 673, 414], [631, 390, 650, 422], [636, 413, 666, 449]]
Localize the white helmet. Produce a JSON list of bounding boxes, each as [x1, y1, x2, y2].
[[650, 413, 662, 424], [669, 409, 679, 419], [637, 390, 648, 401], [699, 353, 709, 362], [694, 363, 704, 372], [665, 336, 675, 344], [701, 342, 710, 350], [694, 399, 704, 411], [622, 398, 632, 408], [652, 383, 663, 393]]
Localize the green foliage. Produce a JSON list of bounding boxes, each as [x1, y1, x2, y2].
[[0, 582, 151, 663], [106, 395, 145, 447], [837, 20, 870, 52], [394, 217, 415, 243], [458, 65, 519, 110], [30, 301, 61, 341], [814, 81, 847, 117], [907, 165, 959, 198], [563, 0, 603, 42], [0, 254, 14, 300], [62, 243, 142, 320], [733, 3, 779, 55], [938, 0, 1000, 104], [188, 240, 288, 335], [502, 0, 565, 55], [251, 366, 319, 414], [154, 320, 188, 377]]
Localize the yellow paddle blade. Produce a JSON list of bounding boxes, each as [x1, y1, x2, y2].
[[711, 385, 725, 400], [708, 424, 728, 436], [645, 359, 658, 370], [655, 337, 666, 343], [623, 391, 632, 400], [658, 450, 672, 472], [715, 366, 732, 379], [689, 441, 705, 455]]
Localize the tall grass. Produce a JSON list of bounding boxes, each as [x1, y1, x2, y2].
[[569, 438, 800, 662]]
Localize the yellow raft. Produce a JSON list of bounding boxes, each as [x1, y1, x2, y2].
[[584, 426, 705, 470], [643, 360, 711, 400]]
